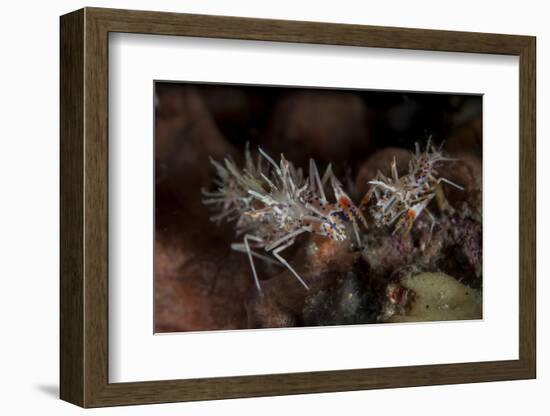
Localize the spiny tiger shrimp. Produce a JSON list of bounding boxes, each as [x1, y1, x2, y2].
[[202, 145, 367, 293], [360, 138, 463, 237]]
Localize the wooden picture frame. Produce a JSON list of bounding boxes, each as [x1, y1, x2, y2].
[[60, 7, 536, 408]]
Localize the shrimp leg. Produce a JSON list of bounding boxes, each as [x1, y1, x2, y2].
[[241, 234, 264, 293], [231, 243, 282, 267], [265, 227, 310, 252], [309, 159, 327, 203], [272, 240, 309, 290]]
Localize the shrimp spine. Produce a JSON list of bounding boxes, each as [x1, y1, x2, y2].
[[360, 138, 463, 237], [202, 145, 367, 293]]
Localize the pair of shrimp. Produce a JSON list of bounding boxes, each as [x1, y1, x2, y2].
[[202, 145, 367, 293]]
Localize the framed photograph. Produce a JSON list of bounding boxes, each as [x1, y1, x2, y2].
[[60, 7, 536, 408]]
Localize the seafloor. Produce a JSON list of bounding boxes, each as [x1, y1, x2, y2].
[[154, 84, 482, 332]]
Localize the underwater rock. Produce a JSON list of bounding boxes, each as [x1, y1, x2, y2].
[[246, 235, 361, 327], [155, 238, 252, 332], [305, 235, 359, 282], [448, 217, 483, 281], [355, 147, 412, 197], [443, 151, 482, 219], [361, 232, 415, 277], [247, 295, 297, 328], [155, 84, 241, 279], [381, 272, 482, 323], [414, 215, 453, 266], [155, 84, 238, 199], [445, 117, 482, 156], [413, 214, 482, 286], [359, 209, 482, 291], [261, 90, 370, 167], [302, 272, 378, 326], [155, 85, 257, 333]]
